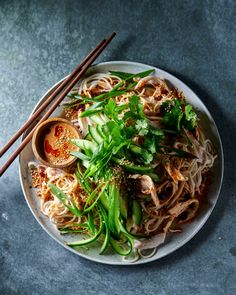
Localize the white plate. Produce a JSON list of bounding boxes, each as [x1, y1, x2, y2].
[[19, 61, 224, 265]]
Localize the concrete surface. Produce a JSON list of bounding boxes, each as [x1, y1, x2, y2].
[[0, 0, 235, 294]]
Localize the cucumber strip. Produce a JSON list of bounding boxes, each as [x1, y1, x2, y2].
[[110, 236, 132, 256], [70, 151, 90, 161], [88, 210, 96, 235], [84, 181, 105, 209], [119, 193, 128, 220], [96, 125, 106, 139], [71, 139, 97, 154], [88, 125, 103, 144], [67, 222, 104, 247], [67, 207, 104, 247], [108, 182, 120, 235], [90, 114, 109, 125], [99, 204, 110, 254], [59, 229, 86, 234], [83, 182, 109, 214], [100, 191, 110, 211], [132, 200, 142, 226]]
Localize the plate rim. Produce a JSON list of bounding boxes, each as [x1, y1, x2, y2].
[[19, 60, 224, 265]]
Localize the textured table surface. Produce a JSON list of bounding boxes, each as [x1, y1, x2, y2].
[[0, 1, 235, 294]]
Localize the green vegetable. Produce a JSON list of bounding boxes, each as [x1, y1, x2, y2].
[[71, 139, 97, 154], [79, 108, 103, 118], [75, 163, 91, 193], [83, 183, 109, 214], [183, 104, 197, 130], [59, 223, 88, 234], [110, 236, 132, 256], [48, 183, 81, 217], [160, 99, 197, 131], [109, 69, 155, 81], [132, 200, 142, 226], [90, 113, 109, 125], [70, 151, 89, 161], [67, 207, 104, 247], [119, 191, 128, 220], [87, 210, 96, 235], [83, 181, 106, 210], [100, 191, 110, 211], [159, 145, 197, 159], [108, 182, 121, 235], [98, 203, 110, 254], [59, 229, 86, 234], [129, 144, 153, 164], [88, 125, 103, 144], [112, 157, 154, 174]]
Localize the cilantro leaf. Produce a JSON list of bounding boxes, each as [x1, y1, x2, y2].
[[129, 95, 145, 119], [149, 126, 164, 138], [135, 119, 149, 136], [105, 121, 123, 144], [143, 135, 156, 153], [160, 99, 197, 131], [161, 99, 183, 131], [121, 126, 136, 139], [182, 104, 197, 130]]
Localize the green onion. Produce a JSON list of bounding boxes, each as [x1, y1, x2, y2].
[[98, 203, 111, 254], [67, 207, 104, 247], [48, 184, 81, 217]]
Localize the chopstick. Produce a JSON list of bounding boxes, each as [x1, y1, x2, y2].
[[0, 32, 116, 176], [0, 38, 106, 158]]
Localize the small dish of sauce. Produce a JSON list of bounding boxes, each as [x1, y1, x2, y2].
[[32, 118, 80, 168]]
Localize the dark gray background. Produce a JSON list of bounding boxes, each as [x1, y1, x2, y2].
[[0, 0, 235, 294]]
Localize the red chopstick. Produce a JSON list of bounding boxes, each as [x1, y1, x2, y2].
[[0, 32, 116, 177]]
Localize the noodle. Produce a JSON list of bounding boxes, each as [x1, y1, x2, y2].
[[30, 71, 216, 260]]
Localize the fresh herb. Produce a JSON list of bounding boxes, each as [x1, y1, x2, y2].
[[160, 99, 197, 131], [182, 104, 197, 130]]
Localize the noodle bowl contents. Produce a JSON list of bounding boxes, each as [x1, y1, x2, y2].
[[29, 69, 217, 261]]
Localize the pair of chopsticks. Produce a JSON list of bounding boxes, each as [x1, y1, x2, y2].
[[0, 32, 116, 177]]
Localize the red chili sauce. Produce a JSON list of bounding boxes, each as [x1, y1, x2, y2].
[[43, 122, 78, 165]]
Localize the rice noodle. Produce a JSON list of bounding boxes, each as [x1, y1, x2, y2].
[[29, 163, 85, 228], [30, 72, 216, 258]]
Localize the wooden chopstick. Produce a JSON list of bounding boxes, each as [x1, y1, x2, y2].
[[0, 39, 107, 158], [0, 32, 116, 176]]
